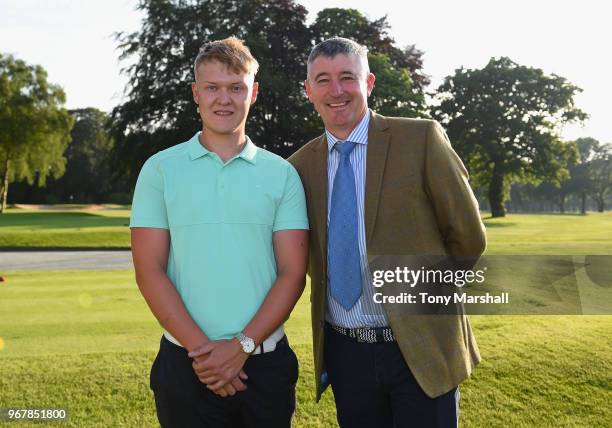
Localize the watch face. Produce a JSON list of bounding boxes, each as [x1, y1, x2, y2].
[[244, 339, 255, 354]]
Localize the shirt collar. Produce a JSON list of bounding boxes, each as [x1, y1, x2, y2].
[[188, 132, 258, 164], [326, 109, 371, 152]]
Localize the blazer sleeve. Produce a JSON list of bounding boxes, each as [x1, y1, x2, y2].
[[423, 120, 486, 258]]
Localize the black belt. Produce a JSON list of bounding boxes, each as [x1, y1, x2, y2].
[[328, 323, 395, 343]]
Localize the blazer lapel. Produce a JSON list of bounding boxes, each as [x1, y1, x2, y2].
[[365, 112, 390, 246], [309, 135, 329, 257]]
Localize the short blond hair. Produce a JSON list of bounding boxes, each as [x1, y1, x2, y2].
[[194, 36, 259, 78]]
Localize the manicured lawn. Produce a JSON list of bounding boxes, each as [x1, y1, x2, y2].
[[483, 212, 612, 255], [1, 207, 612, 253], [1, 211, 611, 426], [0, 270, 610, 427], [0, 208, 130, 249]]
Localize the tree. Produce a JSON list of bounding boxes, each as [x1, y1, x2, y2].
[[589, 142, 612, 212], [367, 52, 424, 118], [0, 54, 73, 212], [7, 108, 119, 204], [110, 2, 431, 186], [53, 108, 128, 203], [110, 0, 316, 186], [433, 57, 587, 217], [564, 138, 599, 214]]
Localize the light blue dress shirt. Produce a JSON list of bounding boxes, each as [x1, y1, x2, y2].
[[325, 110, 388, 328]]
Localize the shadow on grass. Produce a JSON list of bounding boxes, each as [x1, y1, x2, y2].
[[0, 212, 129, 229], [482, 221, 517, 228]]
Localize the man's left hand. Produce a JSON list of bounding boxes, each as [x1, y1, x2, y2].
[[189, 339, 249, 390]]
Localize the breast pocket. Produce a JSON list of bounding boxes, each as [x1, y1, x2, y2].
[[223, 181, 277, 226], [164, 176, 220, 227]]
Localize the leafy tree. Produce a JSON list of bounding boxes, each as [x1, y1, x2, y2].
[[589, 142, 612, 212], [8, 108, 118, 204], [564, 138, 599, 214], [55, 108, 126, 202], [111, 1, 430, 186], [367, 53, 424, 118], [543, 138, 612, 214], [433, 57, 587, 217], [110, 0, 316, 186], [0, 54, 73, 212]]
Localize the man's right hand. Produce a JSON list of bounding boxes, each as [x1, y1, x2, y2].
[[191, 350, 248, 397], [208, 371, 249, 397]]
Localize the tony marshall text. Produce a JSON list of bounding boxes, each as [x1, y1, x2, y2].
[[373, 292, 510, 305]]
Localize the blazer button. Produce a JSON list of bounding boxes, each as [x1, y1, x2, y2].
[[319, 320, 324, 329]]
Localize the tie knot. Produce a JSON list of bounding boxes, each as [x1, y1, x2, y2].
[[334, 141, 357, 156]]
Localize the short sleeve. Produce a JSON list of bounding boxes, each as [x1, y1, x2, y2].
[[273, 164, 309, 232], [129, 156, 169, 229]]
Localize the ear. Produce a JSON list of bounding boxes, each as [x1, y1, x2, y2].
[[191, 82, 199, 104], [366, 73, 376, 97], [304, 79, 313, 103], [250, 81, 259, 105]]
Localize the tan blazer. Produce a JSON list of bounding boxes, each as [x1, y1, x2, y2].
[[288, 112, 487, 399]]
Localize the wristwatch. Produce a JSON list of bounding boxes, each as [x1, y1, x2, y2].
[[236, 332, 255, 354]]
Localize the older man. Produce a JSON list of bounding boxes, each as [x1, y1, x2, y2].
[[289, 37, 486, 427]]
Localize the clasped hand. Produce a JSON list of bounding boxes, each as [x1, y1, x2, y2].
[[189, 339, 249, 397]]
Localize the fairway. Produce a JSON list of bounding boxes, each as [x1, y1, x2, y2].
[[0, 207, 130, 249], [0, 271, 610, 427], [2, 207, 612, 254], [483, 212, 612, 255], [0, 211, 611, 426]]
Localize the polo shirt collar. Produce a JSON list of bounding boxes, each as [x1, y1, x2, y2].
[[188, 132, 258, 164], [326, 109, 371, 152], [238, 136, 258, 164]]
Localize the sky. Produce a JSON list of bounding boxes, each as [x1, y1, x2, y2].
[[1, 0, 610, 143]]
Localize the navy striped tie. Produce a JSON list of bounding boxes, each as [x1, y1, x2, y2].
[[328, 141, 362, 310]]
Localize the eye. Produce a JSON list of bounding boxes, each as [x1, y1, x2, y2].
[[341, 75, 355, 81], [205, 85, 217, 92], [231, 85, 243, 93], [316, 78, 329, 85]]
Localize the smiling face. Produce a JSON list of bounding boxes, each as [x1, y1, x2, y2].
[[191, 59, 258, 138], [305, 53, 375, 140]]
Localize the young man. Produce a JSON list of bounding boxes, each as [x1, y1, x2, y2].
[[130, 37, 309, 427], [289, 37, 486, 427]]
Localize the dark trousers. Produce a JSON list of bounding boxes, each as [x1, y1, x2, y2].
[[150, 336, 298, 428], [324, 324, 459, 428]]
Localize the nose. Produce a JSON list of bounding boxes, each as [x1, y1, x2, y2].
[[330, 79, 344, 97], [217, 88, 231, 104]]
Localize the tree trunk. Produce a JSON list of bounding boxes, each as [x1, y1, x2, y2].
[[559, 191, 566, 214], [580, 192, 586, 215], [596, 195, 605, 212], [488, 163, 506, 217], [0, 156, 9, 214]]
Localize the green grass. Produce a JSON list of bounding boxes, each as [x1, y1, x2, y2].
[[0, 271, 610, 427], [0, 271, 337, 427], [2, 208, 612, 253], [483, 212, 612, 255], [1, 211, 611, 426], [0, 208, 130, 248]]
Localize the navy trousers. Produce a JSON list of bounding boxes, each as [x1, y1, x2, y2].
[[150, 336, 298, 428], [324, 324, 459, 428]]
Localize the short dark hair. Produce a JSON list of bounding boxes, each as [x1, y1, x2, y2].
[[194, 36, 259, 78], [307, 37, 369, 77]]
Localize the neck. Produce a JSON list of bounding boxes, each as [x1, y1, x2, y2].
[[327, 109, 368, 141], [199, 129, 246, 163]]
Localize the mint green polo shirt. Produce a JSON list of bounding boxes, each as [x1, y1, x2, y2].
[[130, 133, 308, 340]]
